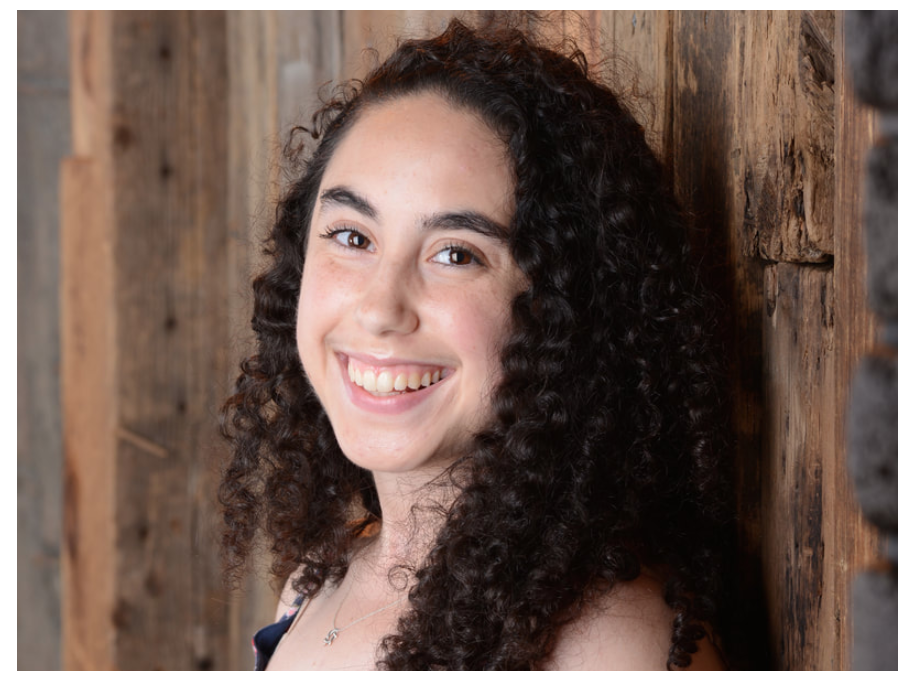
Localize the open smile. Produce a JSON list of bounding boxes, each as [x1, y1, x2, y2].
[[338, 353, 452, 410]]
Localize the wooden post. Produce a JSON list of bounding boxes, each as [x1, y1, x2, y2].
[[669, 9, 879, 668], [832, 9, 882, 670], [18, 9, 70, 671], [61, 10, 117, 670], [62, 10, 234, 670], [601, 10, 673, 161]]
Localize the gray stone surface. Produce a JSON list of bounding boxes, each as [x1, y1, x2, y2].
[[852, 570, 898, 670], [847, 11, 898, 109], [847, 356, 897, 531], [865, 138, 897, 320]]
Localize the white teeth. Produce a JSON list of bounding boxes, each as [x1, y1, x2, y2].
[[376, 371, 393, 393], [347, 360, 446, 395]]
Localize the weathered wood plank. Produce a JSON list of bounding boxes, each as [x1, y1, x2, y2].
[[53, 9, 879, 671], [670, 12, 769, 668], [735, 11, 836, 263], [63, 10, 235, 670], [18, 9, 70, 672], [831, 10, 881, 671], [61, 154, 118, 671], [62, 10, 118, 671], [276, 10, 343, 133], [559, 10, 602, 65], [341, 10, 461, 78], [224, 9, 282, 670], [105, 10, 231, 670], [671, 9, 879, 670], [760, 262, 836, 669], [602, 11, 672, 166]]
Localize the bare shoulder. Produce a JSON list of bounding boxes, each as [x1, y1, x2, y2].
[[547, 574, 723, 671]]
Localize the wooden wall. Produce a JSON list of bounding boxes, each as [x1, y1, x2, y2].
[[20, 10, 879, 670], [18, 10, 69, 671], [665, 12, 880, 668], [61, 11, 233, 670]]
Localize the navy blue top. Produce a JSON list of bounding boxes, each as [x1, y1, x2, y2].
[[252, 594, 305, 671]]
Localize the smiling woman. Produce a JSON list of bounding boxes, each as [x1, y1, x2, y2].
[[220, 18, 729, 670], [298, 95, 524, 478]]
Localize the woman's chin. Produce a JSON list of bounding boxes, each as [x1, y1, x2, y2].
[[336, 438, 461, 478]]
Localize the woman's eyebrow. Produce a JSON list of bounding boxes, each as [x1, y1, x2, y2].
[[422, 211, 509, 240], [319, 186, 508, 240], [319, 186, 378, 220]]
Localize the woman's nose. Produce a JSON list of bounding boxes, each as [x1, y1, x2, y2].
[[354, 262, 420, 336]]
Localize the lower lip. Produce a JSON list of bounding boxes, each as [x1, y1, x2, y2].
[[338, 355, 446, 415]]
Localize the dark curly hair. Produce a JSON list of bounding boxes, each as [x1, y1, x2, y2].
[[221, 18, 730, 670]]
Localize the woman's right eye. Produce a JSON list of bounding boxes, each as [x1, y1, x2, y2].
[[320, 228, 372, 250]]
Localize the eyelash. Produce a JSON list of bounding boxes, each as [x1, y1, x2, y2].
[[319, 227, 371, 249], [432, 244, 483, 268], [319, 228, 484, 268]]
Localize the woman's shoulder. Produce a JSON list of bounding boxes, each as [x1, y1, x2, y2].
[[546, 573, 723, 671]]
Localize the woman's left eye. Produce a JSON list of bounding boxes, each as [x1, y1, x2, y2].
[[320, 228, 373, 250], [432, 246, 481, 267]]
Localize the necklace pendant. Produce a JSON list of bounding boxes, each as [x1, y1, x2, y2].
[[323, 628, 340, 646]]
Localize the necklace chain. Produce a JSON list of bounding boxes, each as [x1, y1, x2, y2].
[[324, 589, 407, 647]]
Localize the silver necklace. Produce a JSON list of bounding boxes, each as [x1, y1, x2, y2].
[[324, 590, 407, 646]]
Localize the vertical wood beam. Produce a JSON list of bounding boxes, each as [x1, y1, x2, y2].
[[669, 9, 879, 669], [601, 10, 673, 162], [18, 9, 70, 671], [223, 9, 281, 670], [760, 262, 837, 668], [62, 10, 117, 671], [832, 10, 881, 670], [340, 10, 462, 78], [62, 10, 232, 670]]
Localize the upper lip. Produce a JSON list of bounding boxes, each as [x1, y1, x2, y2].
[[338, 350, 451, 369]]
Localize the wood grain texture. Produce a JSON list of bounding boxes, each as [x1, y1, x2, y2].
[[669, 10, 770, 669], [602, 11, 672, 161], [831, 10, 882, 670], [61, 155, 118, 671], [670, 9, 878, 669], [18, 9, 70, 671], [107, 11, 231, 670], [62, 10, 235, 670], [341, 10, 462, 78], [668, 11, 838, 265], [53, 9, 881, 670], [760, 262, 836, 669], [224, 10, 281, 670], [736, 11, 836, 263], [62, 10, 118, 671], [276, 10, 343, 133]]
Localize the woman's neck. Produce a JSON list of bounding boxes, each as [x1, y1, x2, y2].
[[360, 467, 457, 577]]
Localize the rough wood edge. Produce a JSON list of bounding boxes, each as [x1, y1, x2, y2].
[[831, 9, 881, 671]]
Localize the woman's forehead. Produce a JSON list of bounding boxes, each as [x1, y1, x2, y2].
[[317, 93, 514, 228]]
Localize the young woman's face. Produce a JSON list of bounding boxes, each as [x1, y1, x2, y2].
[[297, 93, 524, 476]]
